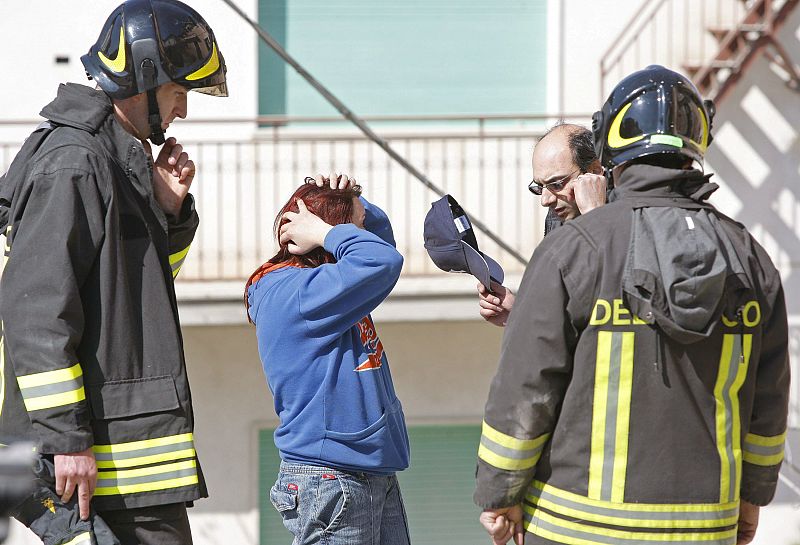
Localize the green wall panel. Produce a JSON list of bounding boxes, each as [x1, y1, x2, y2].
[[258, 0, 287, 115]]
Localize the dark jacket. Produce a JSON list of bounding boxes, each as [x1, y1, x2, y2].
[[475, 164, 790, 544], [0, 83, 205, 510]]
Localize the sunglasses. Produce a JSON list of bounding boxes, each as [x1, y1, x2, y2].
[[528, 169, 580, 196]]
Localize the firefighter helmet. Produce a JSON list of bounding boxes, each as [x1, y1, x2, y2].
[[81, 0, 227, 99], [592, 65, 714, 169]]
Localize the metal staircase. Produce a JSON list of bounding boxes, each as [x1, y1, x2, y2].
[[691, 0, 800, 102], [600, 0, 800, 104]]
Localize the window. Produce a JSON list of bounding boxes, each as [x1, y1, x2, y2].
[[258, 0, 547, 117]]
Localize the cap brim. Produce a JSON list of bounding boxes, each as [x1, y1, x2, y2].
[[461, 242, 504, 289], [484, 252, 505, 285]]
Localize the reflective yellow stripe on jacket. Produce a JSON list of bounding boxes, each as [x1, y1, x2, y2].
[[93, 432, 197, 469], [93, 433, 198, 496], [589, 331, 634, 502], [62, 532, 92, 545], [714, 334, 751, 503], [169, 245, 191, 279], [17, 363, 85, 412], [478, 420, 550, 471], [95, 460, 198, 496], [743, 431, 786, 466], [524, 481, 738, 545]]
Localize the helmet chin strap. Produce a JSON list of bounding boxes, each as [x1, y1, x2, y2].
[[146, 88, 165, 146], [140, 59, 165, 146]]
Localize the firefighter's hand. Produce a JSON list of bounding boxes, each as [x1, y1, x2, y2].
[[279, 199, 333, 255], [55, 447, 97, 520], [736, 500, 759, 544], [312, 172, 357, 190], [478, 282, 515, 327], [479, 505, 524, 545], [149, 137, 195, 217], [573, 172, 606, 215]]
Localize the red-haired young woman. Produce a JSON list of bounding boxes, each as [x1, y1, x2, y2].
[[245, 174, 411, 545]]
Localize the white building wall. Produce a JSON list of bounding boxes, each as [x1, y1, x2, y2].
[[0, 0, 258, 143]]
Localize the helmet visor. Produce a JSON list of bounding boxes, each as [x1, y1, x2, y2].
[[191, 81, 229, 97], [154, 0, 228, 96], [613, 89, 708, 146], [672, 89, 707, 148], [617, 92, 661, 139]]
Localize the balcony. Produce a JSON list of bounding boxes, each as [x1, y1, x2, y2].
[[1, 114, 591, 322]]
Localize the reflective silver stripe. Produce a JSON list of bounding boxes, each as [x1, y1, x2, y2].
[[93, 441, 195, 463], [96, 466, 197, 488], [599, 333, 624, 501], [171, 256, 187, 273], [743, 441, 783, 458], [169, 245, 191, 279], [93, 433, 196, 469], [17, 363, 85, 411], [524, 509, 737, 545], [479, 435, 546, 462], [171, 260, 186, 279], [719, 336, 741, 503], [19, 376, 84, 399], [526, 484, 739, 525], [478, 421, 550, 471], [95, 459, 198, 496], [590, 331, 633, 502]]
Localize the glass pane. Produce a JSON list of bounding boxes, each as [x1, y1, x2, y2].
[[257, 0, 547, 117]]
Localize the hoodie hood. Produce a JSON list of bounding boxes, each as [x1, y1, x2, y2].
[[618, 164, 753, 343], [39, 83, 113, 133]]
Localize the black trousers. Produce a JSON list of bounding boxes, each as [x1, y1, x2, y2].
[[98, 503, 193, 545]]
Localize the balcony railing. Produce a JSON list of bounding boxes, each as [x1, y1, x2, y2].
[[1, 114, 593, 282]]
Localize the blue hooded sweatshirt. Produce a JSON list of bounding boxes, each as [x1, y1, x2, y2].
[[248, 198, 410, 474]]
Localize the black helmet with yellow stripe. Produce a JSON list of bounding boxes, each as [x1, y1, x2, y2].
[[81, 0, 227, 143], [592, 65, 714, 170]]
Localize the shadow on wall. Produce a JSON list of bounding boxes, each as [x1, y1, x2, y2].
[[701, 9, 800, 512], [703, 8, 800, 315]]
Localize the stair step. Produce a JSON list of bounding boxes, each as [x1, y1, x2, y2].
[[683, 62, 703, 77], [686, 59, 740, 87], [738, 23, 768, 32], [706, 23, 767, 43], [707, 27, 733, 42], [710, 59, 740, 69]]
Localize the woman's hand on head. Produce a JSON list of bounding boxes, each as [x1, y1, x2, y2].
[[313, 172, 357, 190], [279, 199, 334, 255]]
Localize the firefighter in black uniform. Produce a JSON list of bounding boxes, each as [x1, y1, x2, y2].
[[474, 65, 790, 545], [0, 1, 227, 543]]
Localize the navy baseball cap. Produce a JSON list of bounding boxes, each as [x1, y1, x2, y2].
[[423, 194, 504, 289]]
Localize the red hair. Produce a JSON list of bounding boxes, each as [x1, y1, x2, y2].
[[244, 178, 363, 320]]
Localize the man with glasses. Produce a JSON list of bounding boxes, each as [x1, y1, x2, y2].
[[477, 123, 607, 326]]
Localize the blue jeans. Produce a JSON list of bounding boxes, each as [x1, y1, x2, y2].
[[269, 462, 411, 545]]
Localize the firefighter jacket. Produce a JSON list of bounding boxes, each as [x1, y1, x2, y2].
[[0, 83, 206, 510], [14, 456, 120, 545], [474, 164, 790, 545]]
